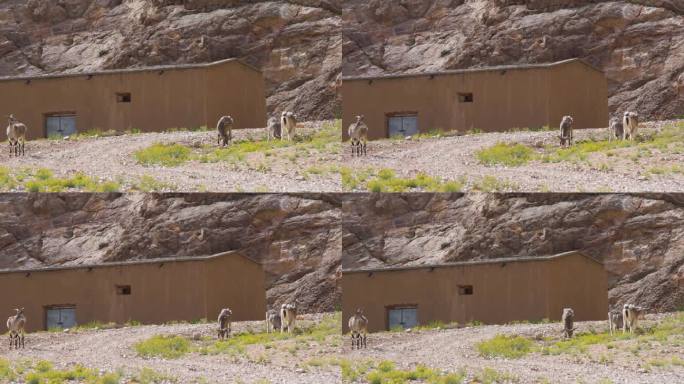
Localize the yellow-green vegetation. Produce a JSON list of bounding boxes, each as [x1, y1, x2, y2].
[[474, 367, 519, 384], [200, 312, 341, 356], [0, 166, 120, 192], [365, 361, 465, 384], [472, 175, 519, 192], [47, 321, 118, 333], [476, 334, 535, 359], [131, 175, 176, 192], [134, 367, 177, 384], [477, 121, 684, 166], [134, 143, 192, 167], [340, 167, 464, 192], [541, 312, 684, 357], [332, 359, 465, 384], [135, 120, 341, 168], [476, 142, 536, 166], [134, 335, 191, 359], [647, 165, 684, 176], [0, 359, 121, 384], [413, 320, 460, 331]]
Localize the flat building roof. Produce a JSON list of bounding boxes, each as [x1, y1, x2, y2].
[[343, 250, 602, 274], [342, 58, 603, 82]]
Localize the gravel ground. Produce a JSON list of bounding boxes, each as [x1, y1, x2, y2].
[[4, 313, 681, 383], [3, 313, 343, 383], [3, 119, 683, 192], [344, 120, 684, 192], [345, 313, 684, 384], [1, 121, 341, 193]]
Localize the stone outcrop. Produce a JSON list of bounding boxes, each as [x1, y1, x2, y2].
[[0, 193, 342, 312], [342, 193, 684, 312], [343, 0, 684, 119], [0, 0, 341, 120]]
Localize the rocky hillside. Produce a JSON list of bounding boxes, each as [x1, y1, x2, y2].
[[0, 0, 341, 120], [342, 193, 684, 312], [343, 0, 684, 119], [0, 193, 342, 312]]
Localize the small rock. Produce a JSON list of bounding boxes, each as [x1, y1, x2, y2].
[[405, 136, 413, 140], [192, 332, 201, 340]]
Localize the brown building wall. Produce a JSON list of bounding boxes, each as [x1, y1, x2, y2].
[[341, 252, 608, 333], [548, 62, 609, 130], [341, 59, 608, 140], [0, 251, 266, 332], [0, 60, 267, 140]]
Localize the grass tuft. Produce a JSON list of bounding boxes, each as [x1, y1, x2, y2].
[[0, 359, 121, 384], [364, 361, 466, 384], [341, 167, 464, 192], [476, 142, 535, 166], [135, 143, 191, 167], [134, 335, 191, 359], [476, 334, 534, 359], [0, 167, 120, 192]]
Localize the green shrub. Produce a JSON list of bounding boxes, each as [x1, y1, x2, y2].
[[476, 334, 534, 359], [476, 143, 535, 166], [364, 361, 465, 384], [135, 143, 191, 166], [134, 335, 191, 359]]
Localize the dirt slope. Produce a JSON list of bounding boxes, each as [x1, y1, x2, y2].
[[0, 193, 342, 312], [343, 0, 684, 119], [0, 0, 341, 120]]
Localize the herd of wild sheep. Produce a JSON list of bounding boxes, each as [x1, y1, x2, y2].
[[216, 111, 298, 148], [5, 110, 641, 158], [3, 110, 300, 157], [0, 302, 653, 353], [561, 111, 640, 147]]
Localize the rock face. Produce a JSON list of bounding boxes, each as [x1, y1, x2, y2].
[[0, 193, 342, 312], [343, 0, 684, 119], [342, 193, 684, 312], [0, 0, 341, 120]]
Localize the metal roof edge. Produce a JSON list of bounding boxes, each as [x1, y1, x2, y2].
[[0, 58, 261, 83], [0, 250, 259, 275], [342, 250, 602, 274], [341, 58, 604, 82]]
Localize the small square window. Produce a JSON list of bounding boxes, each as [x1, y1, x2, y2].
[[458, 93, 473, 103], [458, 285, 473, 295], [116, 285, 131, 295], [116, 93, 131, 103]]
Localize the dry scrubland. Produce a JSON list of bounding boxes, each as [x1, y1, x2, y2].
[[0, 121, 342, 193], [342, 120, 684, 192], [1, 313, 343, 384], [1, 119, 683, 192], [340, 312, 684, 384], [2, 312, 682, 383]]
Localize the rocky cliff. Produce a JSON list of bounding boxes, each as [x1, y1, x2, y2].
[[0, 0, 341, 120], [0, 193, 342, 312], [342, 193, 684, 312], [343, 0, 684, 119]]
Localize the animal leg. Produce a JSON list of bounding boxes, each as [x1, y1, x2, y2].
[[362, 141, 367, 156]]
